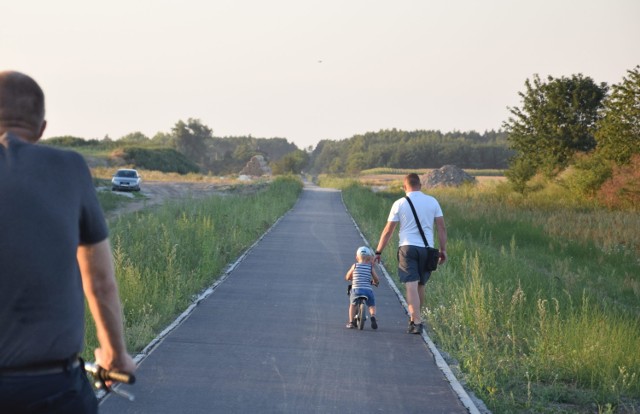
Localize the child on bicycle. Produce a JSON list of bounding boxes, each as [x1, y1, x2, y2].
[[345, 246, 380, 329]]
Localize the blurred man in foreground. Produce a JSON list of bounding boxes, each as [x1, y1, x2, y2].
[[0, 70, 135, 413]]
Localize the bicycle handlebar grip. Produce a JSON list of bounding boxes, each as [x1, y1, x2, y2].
[[101, 369, 136, 385]]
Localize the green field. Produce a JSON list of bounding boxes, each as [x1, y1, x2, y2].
[[328, 177, 639, 413]]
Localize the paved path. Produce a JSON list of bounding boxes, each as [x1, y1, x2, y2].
[[101, 185, 474, 413]]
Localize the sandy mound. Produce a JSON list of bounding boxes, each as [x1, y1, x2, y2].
[[421, 165, 476, 188]]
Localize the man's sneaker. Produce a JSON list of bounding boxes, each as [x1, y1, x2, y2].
[[346, 321, 356, 329], [408, 322, 423, 334], [370, 316, 378, 330]]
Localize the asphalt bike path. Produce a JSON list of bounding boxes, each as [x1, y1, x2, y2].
[[101, 184, 476, 413]]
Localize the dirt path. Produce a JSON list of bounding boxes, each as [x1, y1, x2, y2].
[[104, 180, 261, 221]]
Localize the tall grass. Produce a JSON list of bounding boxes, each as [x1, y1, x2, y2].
[[337, 180, 640, 413], [85, 176, 302, 354], [358, 167, 505, 177]]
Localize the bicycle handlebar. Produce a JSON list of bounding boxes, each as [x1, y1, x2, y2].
[[84, 361, 136, 401], [101, 368, 136, 385], [84, 361, 136, 385]]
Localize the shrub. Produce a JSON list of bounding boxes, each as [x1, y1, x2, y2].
[[505, 156, 537, 194], [116, 147, 200, 174], [597, 154, 640, 210], [562, 153, 613, 198]]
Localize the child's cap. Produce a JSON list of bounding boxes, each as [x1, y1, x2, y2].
[[356, 246, 373, 257]]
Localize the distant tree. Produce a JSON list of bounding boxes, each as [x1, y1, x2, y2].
[[503, 74, 608, 177], [328, 157, 344, 174], [171, 118, 213, 165], [119, 131, 149, 144], [594, 65, 640, 165], [43, 136, 95, 147], [504, 155, 537, 194], [151, 132, 173, 147], [253, 137, 297, 161], [233, 142, 257, 162], [272, 150, 309, 174], [346, 152, 366, 174], [120, 147, 200, 174]]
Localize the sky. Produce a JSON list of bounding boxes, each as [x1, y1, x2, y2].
[[3, 0, 639, 150]]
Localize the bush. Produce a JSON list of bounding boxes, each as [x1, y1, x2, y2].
[[116, 147, 200, 174], [505, 156, 537, 194], [597, 154, 640, 210], [562, 153, 613, 199]]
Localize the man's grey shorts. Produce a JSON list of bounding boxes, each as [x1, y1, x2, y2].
[[397, 245, 431, 285]]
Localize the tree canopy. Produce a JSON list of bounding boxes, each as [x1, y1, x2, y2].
[[503, 74, 608, 177], [172, 118, 212, 167], [594, 65, 640, 165]]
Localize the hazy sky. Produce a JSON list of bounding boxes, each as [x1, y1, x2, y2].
[[3, 0, 639, 149]]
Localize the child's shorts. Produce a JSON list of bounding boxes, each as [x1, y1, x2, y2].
[[350, 287, 375, 307]]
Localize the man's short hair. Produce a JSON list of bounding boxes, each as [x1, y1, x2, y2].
[[0, 71, 45, 130], [404, 173, 421, 189]]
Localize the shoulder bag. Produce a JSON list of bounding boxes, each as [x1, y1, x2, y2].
[[404, 196, 439, 272]]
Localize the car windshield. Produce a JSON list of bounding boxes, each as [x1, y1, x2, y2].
[[116, 170, 137, 178]]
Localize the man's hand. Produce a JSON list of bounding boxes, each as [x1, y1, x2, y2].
[[95, 347, 136, 374], [439, 250, 447, 265]]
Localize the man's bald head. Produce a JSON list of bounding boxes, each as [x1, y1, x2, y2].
[[0, 71, 46, 140]]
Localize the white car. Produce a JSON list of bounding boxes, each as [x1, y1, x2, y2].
[[111, 169, 141, 192]]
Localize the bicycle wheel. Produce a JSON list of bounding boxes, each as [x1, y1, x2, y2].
[[357, 299, 366, 330]]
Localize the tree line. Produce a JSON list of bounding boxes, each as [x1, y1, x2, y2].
[[44, 118, 302, 175], [307, 129, 512, 174], [46, 122, 512, 176]]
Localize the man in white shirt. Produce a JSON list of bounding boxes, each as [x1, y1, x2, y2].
[[375, 173, 447, 334]]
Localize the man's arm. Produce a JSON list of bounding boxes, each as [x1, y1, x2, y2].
[[375, 221, 398, 262], [435, 216, 447, 264], [77, 239, 136, 373]]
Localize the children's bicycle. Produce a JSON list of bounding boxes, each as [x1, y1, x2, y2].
[[84, 361, 136, 401], [348, 279, 378, 330], [353, 294, 368, 330]]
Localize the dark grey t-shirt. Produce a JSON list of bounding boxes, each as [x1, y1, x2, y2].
[[0, 132, 108, 368]]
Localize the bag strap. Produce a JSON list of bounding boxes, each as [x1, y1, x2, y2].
[[404, 196, 429, 248]]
